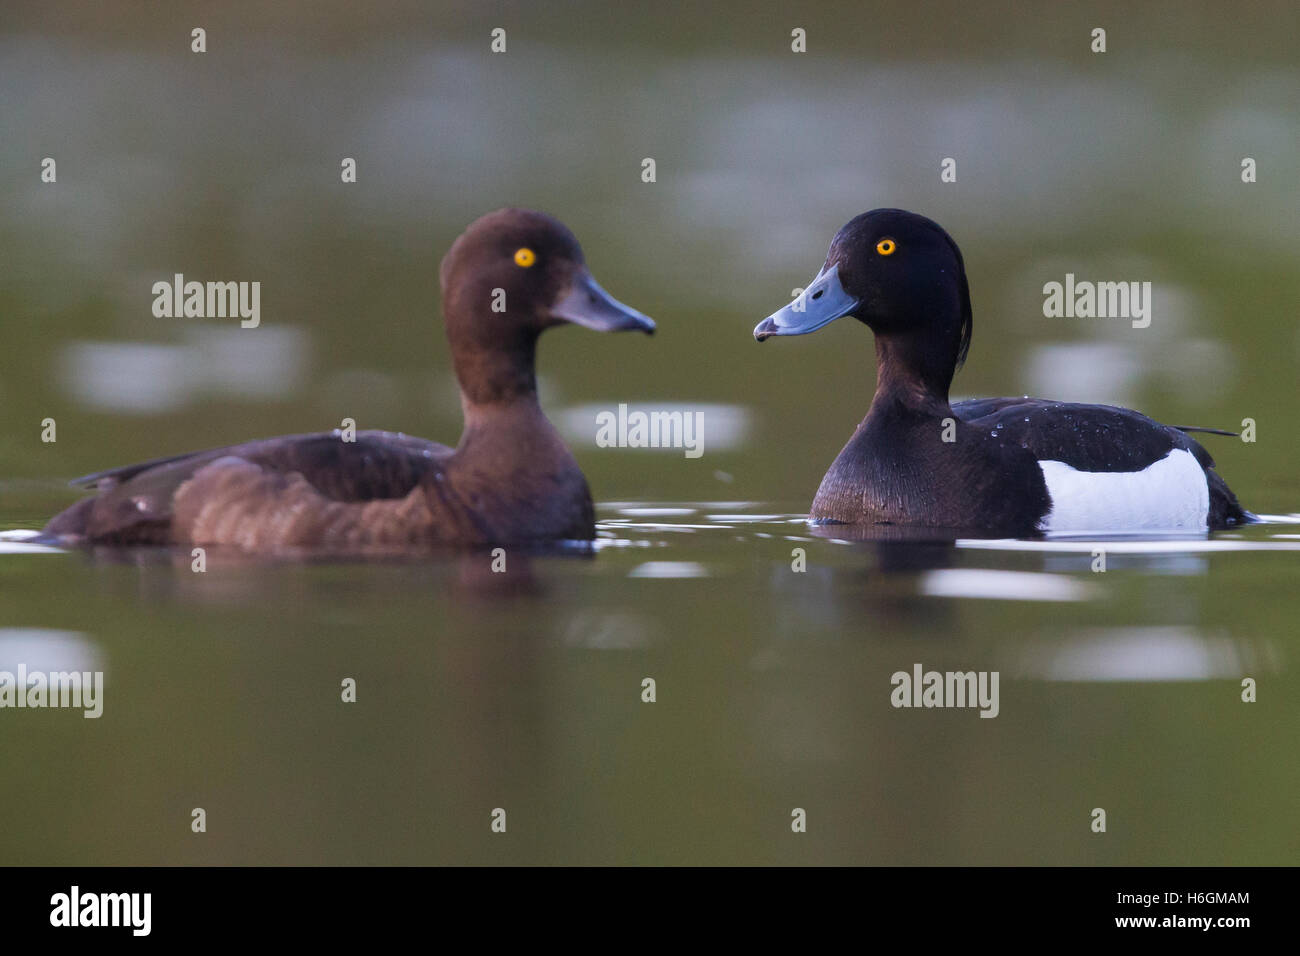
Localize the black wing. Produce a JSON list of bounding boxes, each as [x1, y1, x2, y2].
[[952, 398, 1214, 472], [953, 397, 1249, 527]]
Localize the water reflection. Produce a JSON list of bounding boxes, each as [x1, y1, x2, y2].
[[0, 530, 63, 555], [1, 497, 1297, 864], [0, 628, 101, 675], [1014, 627, 1276, 681], [12, 538, 606, 604], [628, 561, 710, 579], [57, 327, 308, 413], [919, 568, 1096, 602]]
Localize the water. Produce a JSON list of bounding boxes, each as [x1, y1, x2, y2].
[[2, 0, 1298, 865], [0, 504, 1296, 865]]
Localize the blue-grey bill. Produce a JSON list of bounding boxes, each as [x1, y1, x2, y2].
[[753, 263, 860, 341], [553, 270, 655, 334]]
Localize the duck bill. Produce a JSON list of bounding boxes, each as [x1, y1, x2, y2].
[[754, 264, 860, 341], [552, 270, 656, 334]]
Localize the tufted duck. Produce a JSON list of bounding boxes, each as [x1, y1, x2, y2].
[[45, 209, 655, 550], [754, 209, 1249, 535]]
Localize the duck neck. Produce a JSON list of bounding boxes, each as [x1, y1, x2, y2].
[[869, 334, 955, 418], [451, 332, 540, 408], [455, 355, 575, 472], [460, 390, 545, 432]]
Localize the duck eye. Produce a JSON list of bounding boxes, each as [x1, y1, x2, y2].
[[875, 238, 896, 256], [513, 247, 536, 268]]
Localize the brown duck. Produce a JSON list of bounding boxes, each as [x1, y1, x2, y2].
[[44, 209, 655, 550]]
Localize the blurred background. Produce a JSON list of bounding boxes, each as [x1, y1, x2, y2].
[[0, 1, 1296, 865]]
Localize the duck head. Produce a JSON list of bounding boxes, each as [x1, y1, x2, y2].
[[441, 208, 654, 404], [754, 209, 972, 399]]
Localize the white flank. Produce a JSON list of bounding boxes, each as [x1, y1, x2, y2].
[[1036, 448, 1209, 533]]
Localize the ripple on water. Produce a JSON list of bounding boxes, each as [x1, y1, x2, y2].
[[0, 530, 63, 555], [3, 505, 1298, 572]]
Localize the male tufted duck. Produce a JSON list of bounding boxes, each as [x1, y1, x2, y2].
[[754, 209, 1249, 535], [45, 209, 655, 550]]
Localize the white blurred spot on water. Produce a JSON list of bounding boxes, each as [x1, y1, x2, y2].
[[919, 569, 1095, 602], [56, 327, 308, 413], [0, 628, 101, 674], [0, 530, 63, 554], [57, 342, 191, 413], [560, 611, 652, 649], [1017, 627, 1273, 681], [1025, 342, 1142, 406], [628, 561, 710, 579]]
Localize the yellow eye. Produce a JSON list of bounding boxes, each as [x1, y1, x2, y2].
[[876, 238, 896, 256], [514, 247, 536, 268]]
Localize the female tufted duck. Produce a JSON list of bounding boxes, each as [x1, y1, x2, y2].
[[754, 208, 1249, 535], [45, 209, 655, 550]]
